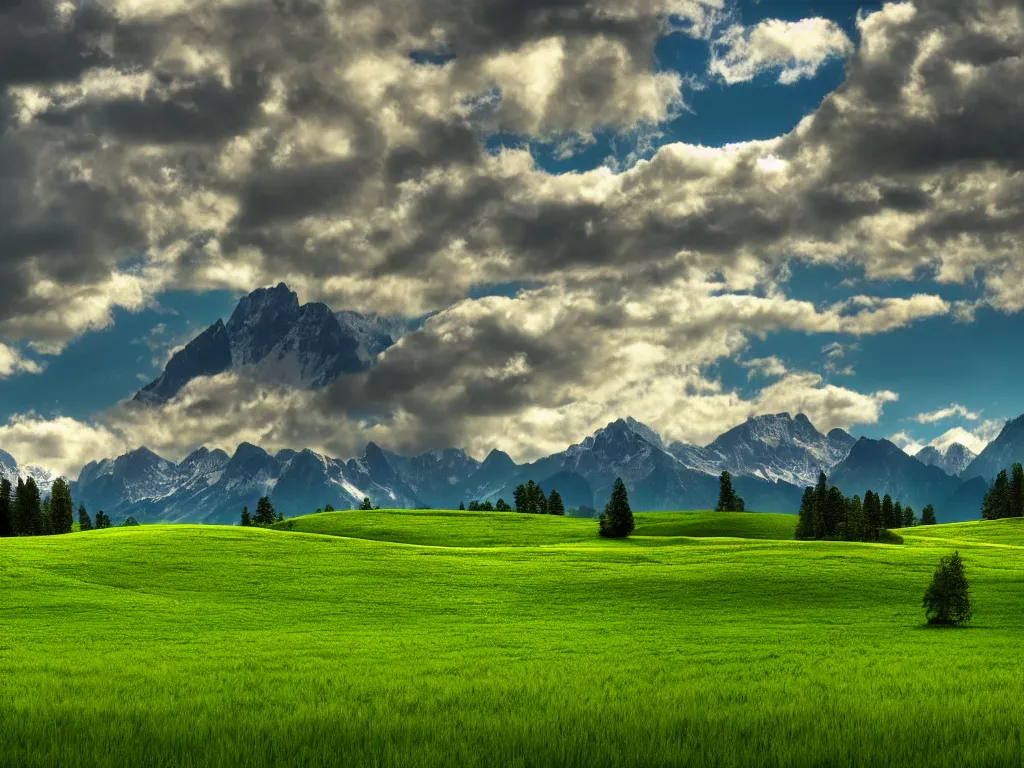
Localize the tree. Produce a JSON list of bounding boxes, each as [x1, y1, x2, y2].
[[94, 510, 111, 529], [1012, 463, 1024, 518], [598, 477, 634, 539], [901, 505, 916, 528], [14, 477, 43, 537], [121, 516, 140, 527], [812, 472, 828, 539], [78, 504, 93, 532], [49, 477, 75, 535], [513, 484, 527, 513], [715, 471, 744, 513], [845, 494, 866, 542], [922, 551, 972, 626], [359, 497, 373, 510], [824, 486, 846, 538], [982, 469, 1010, 520], [254, 496, 277, 526], [495, 498, 511, 512], [0, 478, 12, 537], [794, 487, 815, 540], [864, 491, 882, 540], [547, 489, 565, 516], [881, 494, 896, 529], [458, 502, 465, 510], [41, 496, 53, 536], [893, 501, 904, 529], [324, 504, 335, 512], [240, 506, 252, 526], [920, 504, 937, 526]]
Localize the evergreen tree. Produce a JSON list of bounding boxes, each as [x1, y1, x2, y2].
[[49, 477, 75, 535], [94, 510, 111, 529], [893, 501, 904, 529], [495, 498, 511, 512], [240, 506, 252, 526], [881, 494, 896, 529], [481, 500, 494, 512], [324, 504, 335, 512], [255, 496, 277, 526], [902, 505, 916, 528], [458, 502, 465, 510], [1011, 463, 1024, 518], [716, 471, 739, 512], [794, 487, 815, 539], [982, 469, 1011, 520], [41, 496, 54, 536], [598, 477, 634, 539], [922, 551, 972, 626], [121, 516, 140, 527], [0, 478, 12, 537], [845, 494, 866, 542], [78, 504, 93, 532], [523, 480, 541, 513], [824, 486, 846, 538], [14, 477, 43, 536], [864, 491, 882, 540], [513, 484, 527, 513], [811, 471, 828, 539], [547, 489, 565, 516], [359, 497, 373, 510], [920, 504, 937, 526]]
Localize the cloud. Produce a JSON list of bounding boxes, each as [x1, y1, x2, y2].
[[929, 420, 1004, 455], [710, 17, 854, 85], [742, 355, 787, 379], [912, 403, 981, 424], [0, 344, 45, 378], [889, 431, 925, 455]]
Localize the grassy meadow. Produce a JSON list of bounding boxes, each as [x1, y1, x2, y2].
[[2, 509, 1023, 767]]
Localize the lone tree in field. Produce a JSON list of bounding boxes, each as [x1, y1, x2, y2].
[[547, 489, 565, 516], [78, 504, 93, 532], [359, 497, 373, 510], [923, 551, 972, 626], [49, 477, 75, 535], [0, 478, 12, 537], [920, 504, 937, 525], [254, 496, 278, 526], [599, 477, 634, 538], [715, 471, 744, 512], [240, 506, 252, 526]]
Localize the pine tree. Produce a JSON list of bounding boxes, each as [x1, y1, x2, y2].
[[0, 478, 12, 537], [716, 471, 736, 512], [14, 477, 43, 536], [122, 516, 140, 527], [548, 489, 565, 516], [810, 471, 828, 539], [359, 497, 373, 510], [94, 510, 111, 529], [845, 494, 866, 542], [1011, 463, 1024, 518], [598, 477, 634, 539], [240, 506, 252, 526], [794, 487, 815, 539], [41, 496, 53, 536], [902, 505, 916, 528], [864, 491, 882, 540], [524, 480, 540, 513], [458, 502, 465, 510], [825, 486, 846, 538], [495, 498, 511, 512], [922, 551, 972, 626], [324, 504, 335, 512], [983, 470, 1011, 520], [49, 477, 75, 535], [920, 504, 937, 526], [513, 484, 527, 513], [881, 494, 896, 529], [893, 501, 904, 529], [255, 496, 277, 526], [78, 504, 93, 532]]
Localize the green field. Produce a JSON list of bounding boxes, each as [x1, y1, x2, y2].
[[3, 510, 1023, 767]]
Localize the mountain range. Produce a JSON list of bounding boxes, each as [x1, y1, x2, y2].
[[4, 283, 1018, 527]]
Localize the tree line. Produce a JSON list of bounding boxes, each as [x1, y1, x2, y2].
[[0, 476, 114, 537], [795, 471, 936, 541], [458, 480, 565, 515], [239, 496, 284, 527], [980, 463, 1024, 520]]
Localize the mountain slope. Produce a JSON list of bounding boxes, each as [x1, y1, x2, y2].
[[916, 443, 977, 477], [134, 283, 414, 404], [963, 417, 1024, 481]]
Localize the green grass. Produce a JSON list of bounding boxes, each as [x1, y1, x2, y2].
[[3, 511, 1024, 767]]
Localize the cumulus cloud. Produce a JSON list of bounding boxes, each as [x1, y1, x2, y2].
[[912, 403, 981, 424], [742, 356, 787, 379], [929, 420, 1004, 455], [710, 17, 854, 85], [0, 344, 45, 378]]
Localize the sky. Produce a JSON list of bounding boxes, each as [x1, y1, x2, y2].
[[1, 0, 1023, 475]]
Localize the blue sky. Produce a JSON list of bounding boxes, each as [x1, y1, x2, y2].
[[0, 0, 1017, 470]]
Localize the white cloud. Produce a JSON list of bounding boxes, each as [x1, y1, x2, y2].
[[912, 403, 981, 424], [710, 17, 854, 85], [889, 431, 925, 455], [929, 420, 1004, 455], [742, 356, 787, 379], [0, 344, 46, 379]]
